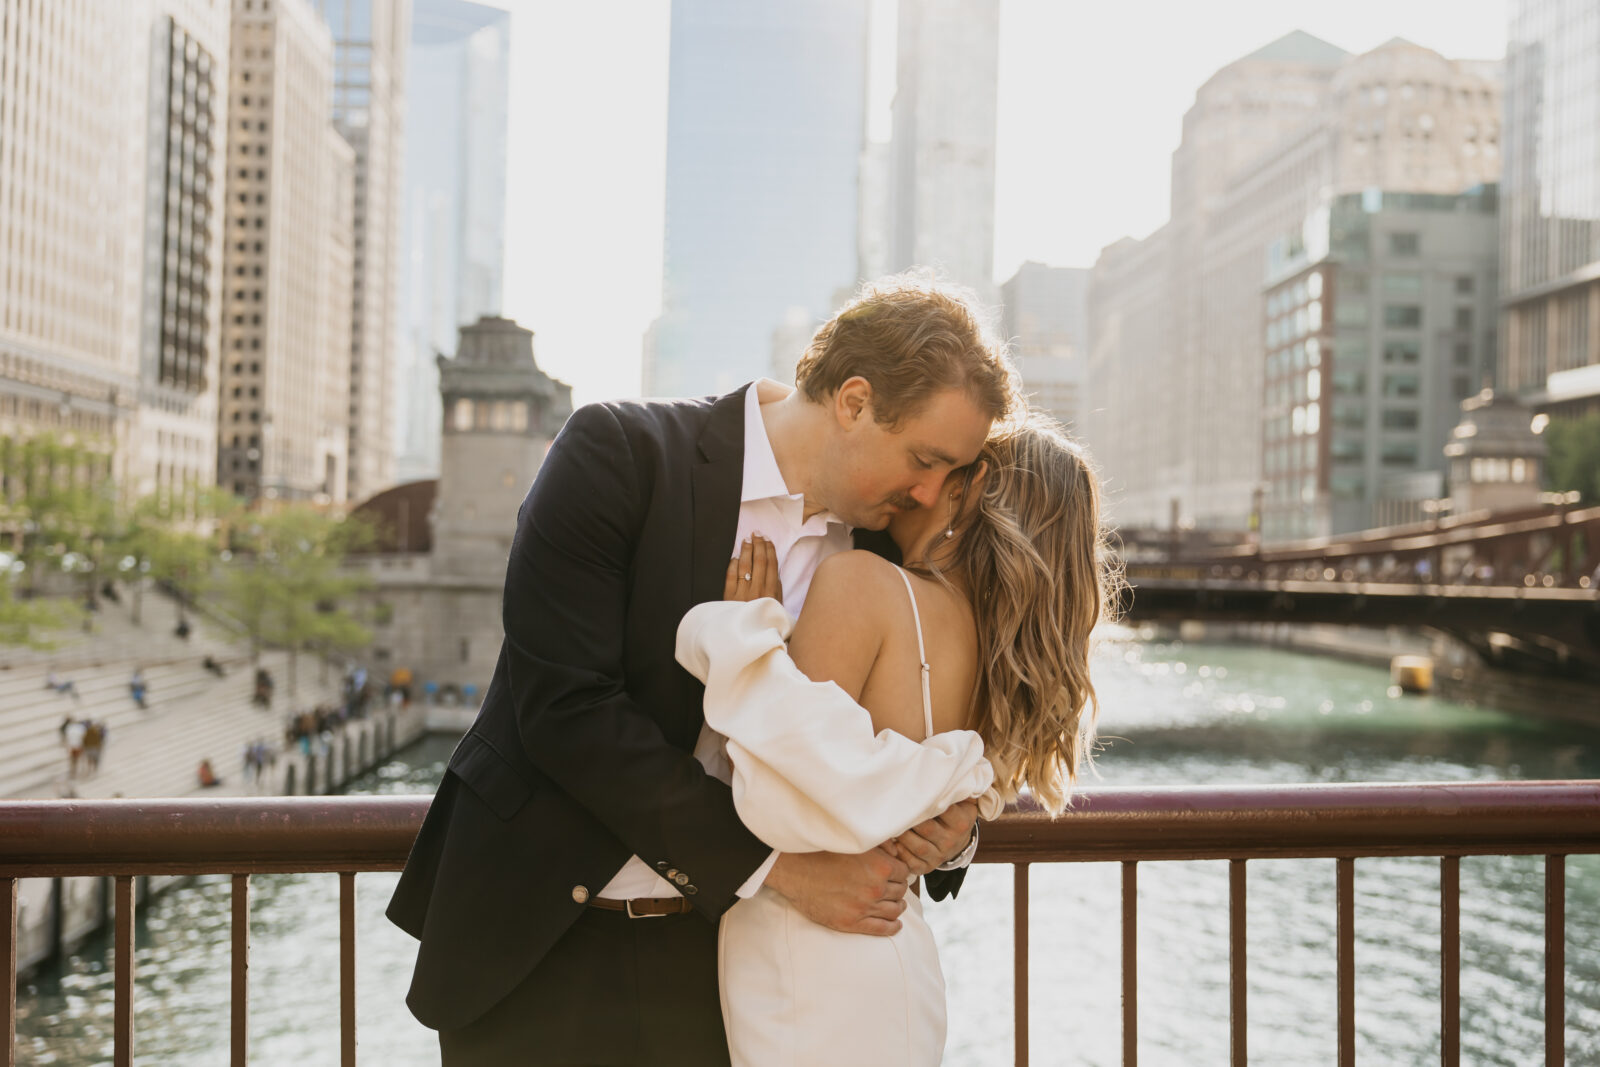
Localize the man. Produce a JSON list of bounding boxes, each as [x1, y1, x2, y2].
[[387, 276, 1017, 1063]]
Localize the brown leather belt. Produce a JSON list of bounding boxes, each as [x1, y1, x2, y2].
[[590, 895, 694, 918]]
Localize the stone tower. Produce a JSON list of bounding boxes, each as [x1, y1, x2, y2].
[[430, 316, 572, 581]]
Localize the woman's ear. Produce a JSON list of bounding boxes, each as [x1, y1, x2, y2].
[[952, 459, 989, 504]]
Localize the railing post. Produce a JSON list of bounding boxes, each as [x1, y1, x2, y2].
[[1014, 862, 1029, 1067], [1546, 854, 1565, 1067], [114, 875, 134, 1067], [232, 875, 249, 1067], [341, 872, 357, 1066], [1337, 858, 1354, 1067], [3, 876, 16, 1067], [1230, 859, 1246, 1067], [1121, 860, 1137, 1066], [1442, 856, 1459, 1067]]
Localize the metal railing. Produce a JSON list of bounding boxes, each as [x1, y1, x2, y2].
[[3, 781, 1599, 1067]]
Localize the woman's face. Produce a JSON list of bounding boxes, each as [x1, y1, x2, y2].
[[886, 466, 971, 562]]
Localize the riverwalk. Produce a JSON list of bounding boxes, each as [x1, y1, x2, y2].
[[2, 588, 429, 975]]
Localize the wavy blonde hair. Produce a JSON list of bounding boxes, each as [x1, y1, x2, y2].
[[915, 413, 1123, 815]]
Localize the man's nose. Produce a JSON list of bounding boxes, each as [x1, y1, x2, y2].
[[908, 475, 943, 511]]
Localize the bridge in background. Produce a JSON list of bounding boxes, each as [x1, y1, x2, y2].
[[1116, 503, 1600, 679]]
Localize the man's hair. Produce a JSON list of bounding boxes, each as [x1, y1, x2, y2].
[[793, 273, 1018, 427]]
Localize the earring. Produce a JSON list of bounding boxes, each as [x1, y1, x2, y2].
[[944, 493, 956, 539]]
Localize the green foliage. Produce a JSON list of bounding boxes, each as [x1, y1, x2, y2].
[[1542, 414, 1600, 504], [0, 571, 81, 648], [215, 506, 377, 698]]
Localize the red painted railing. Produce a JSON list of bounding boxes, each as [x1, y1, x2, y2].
[[3, 781, 1599, 1066]]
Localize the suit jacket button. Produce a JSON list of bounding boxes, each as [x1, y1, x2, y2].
[[571, 885, 590, 904], [655, 860, 670, 872], [673, 872, 690, 886], [683, 884, 699, 895], [665, 868, 679, 881]]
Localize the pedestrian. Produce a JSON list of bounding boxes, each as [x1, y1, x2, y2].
[[198, 758, 223, 788], [83, 720, 104, 776], [129, 668, 148, 709], [63, 718, 86, 779], [46, 670, 79, 701]]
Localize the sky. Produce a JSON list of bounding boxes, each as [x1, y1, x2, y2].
[[492, 0, 1508, 408]]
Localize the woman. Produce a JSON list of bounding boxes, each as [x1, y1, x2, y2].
[[675, 413, 1122, 1066]]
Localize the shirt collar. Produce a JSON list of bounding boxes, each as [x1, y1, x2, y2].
[[740, 380, 790, 504], [740, 380, 848, 530]]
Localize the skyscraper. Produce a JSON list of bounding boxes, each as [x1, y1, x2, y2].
[[0, 0, 231, 507], [397, 0, 510, 482], [887, 0, 1001, 300], [313, 0, 410, 501], [1001, 263, 1089, 430], [643, 0, 868, 398], [1087, 34, 1502, 531], [1502, 0, 1600, 418], [219, 0, 353, 502]]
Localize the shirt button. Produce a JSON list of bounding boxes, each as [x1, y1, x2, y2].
[[571, 885, 589, 904]]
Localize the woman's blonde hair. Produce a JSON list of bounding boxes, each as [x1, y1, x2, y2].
[[916, 413, 1123, 815]]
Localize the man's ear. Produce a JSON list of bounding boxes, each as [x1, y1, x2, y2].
[[833, 376, 873, 429]]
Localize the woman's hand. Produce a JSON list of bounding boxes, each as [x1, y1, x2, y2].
[[724, 534, 783, 603]]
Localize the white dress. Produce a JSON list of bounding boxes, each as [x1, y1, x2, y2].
[[674, 572, 1003, 1067]]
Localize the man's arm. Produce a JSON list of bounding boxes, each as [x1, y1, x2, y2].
[[502, 403, 769, 912]]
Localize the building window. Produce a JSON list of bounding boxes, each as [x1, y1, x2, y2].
[[1383, 340, 1420, 364], [1381, 441, 1419, 466], [1382, 409, 1420, 431], [1454, 342, 1472, 366], [1455, 276, 1475, 294], [1383, 373, 1420, 399], [1384, 305, 1422, 328], [453, 398, 474, 432], [1382, 272, 1422, 295], [1388, 232, 1421, 256], [1454, 307, 1473, 331]]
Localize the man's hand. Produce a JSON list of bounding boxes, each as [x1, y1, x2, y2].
[[884, 799, 978, 877], [764, 848, 910, 936]]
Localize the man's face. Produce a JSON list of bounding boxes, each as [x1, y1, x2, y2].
[[818, 383, 993, 530]]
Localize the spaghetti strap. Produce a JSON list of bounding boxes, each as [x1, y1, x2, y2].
[[894, 567, 936, 740]]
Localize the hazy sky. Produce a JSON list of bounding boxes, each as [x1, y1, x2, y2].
[[493, 0, 1508, 407]]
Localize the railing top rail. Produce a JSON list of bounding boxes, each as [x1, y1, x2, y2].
[[1, 781, 1598, 877]]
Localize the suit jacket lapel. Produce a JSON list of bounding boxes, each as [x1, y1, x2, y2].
[[690, 385, 749, 607]]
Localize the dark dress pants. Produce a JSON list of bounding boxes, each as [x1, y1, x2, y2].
[[438, 904, 729, 1066]]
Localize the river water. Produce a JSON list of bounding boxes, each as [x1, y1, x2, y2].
[[15, 631, 1600, 1065]]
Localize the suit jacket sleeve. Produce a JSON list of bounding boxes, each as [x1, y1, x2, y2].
[[503, 403, 770, 914]]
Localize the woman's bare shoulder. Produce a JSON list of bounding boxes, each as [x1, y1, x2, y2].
[[809, 549, 905, 595]]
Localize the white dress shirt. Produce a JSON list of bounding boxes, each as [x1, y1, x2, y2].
[[599, 380, 851, 901]]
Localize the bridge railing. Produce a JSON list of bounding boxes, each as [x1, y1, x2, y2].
[[4, 783, 1599, 1067]]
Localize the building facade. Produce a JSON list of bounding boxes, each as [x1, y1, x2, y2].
[[313, 0, 410, 501], [1001, 263, 1089, 430], [644, 0, 868, 398], [887, 0, 1000, 301], [1259, 188, 1499, 543], [1088, 34, 1502, 533], [219, 0, 353, 503], [350, 315, 571, 692], [0, 0, 232, 509], [1501, 0, 1600, 418], [396, 0, 509, 483]]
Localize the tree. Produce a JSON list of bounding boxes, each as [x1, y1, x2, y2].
[[0, 559, 80, 648], [1543, 413, 1600, 504], [115, 486, 234, 625], [215, 506, 376, 702]]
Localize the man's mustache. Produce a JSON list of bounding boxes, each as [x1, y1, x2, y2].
[[884, 493, 920, 511]]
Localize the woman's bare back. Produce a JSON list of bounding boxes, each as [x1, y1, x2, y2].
[[789, 551, 979, 743]]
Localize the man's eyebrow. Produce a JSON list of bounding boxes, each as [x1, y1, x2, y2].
[[923, 447, 959, 466]]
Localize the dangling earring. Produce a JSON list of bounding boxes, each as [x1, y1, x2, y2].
[[943, 493, 956, 539]]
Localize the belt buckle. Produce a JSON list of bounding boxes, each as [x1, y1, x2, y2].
[[625, 898, 668, 919]]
